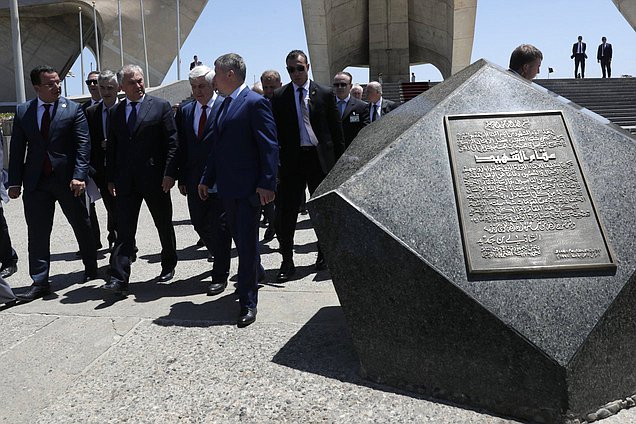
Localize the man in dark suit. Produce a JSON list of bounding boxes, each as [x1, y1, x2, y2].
[[176, 65, 232, 295], [0, 130, 18, 279], [270, 49, 345, 282], [84, 70, 120, 250], [366, 81, 399, 121], [190, 55, 203, 70], [81, 70, 103, 251], [597, 36, 613, 78], [8, 65, 97, 301], [198, 53, 278, 327], [333, 71, 369, 148], [102, 64, 179, 295], [571, 35, 587, 78]]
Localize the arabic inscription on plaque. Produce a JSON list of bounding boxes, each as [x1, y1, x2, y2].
[[444, 111, 615, 275]]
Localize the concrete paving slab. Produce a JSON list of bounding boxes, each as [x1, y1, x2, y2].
[[0, 313, 57, 354], [0, 315, 139, 424]]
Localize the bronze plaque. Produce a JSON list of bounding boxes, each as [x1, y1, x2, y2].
[[444, 111, 616, 275]]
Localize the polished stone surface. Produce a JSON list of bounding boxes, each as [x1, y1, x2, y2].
[[309, 59, 636, 423]]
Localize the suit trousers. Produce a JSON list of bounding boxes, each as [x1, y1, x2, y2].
[[222, 197, 261, 309], [110, 187, 177, 283], [600, 59, 611, 78], [23, 175, 97, 286], [574, 55, 585, 78], [278, 147, 326, 261], [0, 206, 18, 267], [88, 202, 101, 247], [186, 189, 231, 282], [99, 184, 117, 244]]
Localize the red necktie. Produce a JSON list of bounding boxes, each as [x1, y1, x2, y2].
[[41, 104, 52, 176], [197, 104, 208, 140]]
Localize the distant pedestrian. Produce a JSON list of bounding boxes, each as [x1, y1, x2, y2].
[[597, 36, 613, 78], [190, 55, 203, 70], [350, 84, 363, 100], [571, 35, 587, 78], [411, 72, 416, 82]]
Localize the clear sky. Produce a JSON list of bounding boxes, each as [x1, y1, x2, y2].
[[64, 0, 635, 96]]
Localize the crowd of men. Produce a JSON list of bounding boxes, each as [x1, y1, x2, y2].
[[0, 50, 400, 327]]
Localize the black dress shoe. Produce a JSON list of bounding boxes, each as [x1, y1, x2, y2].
[[207, 280, 227, 296], [101, 280, 129, 295], [315, 255, 327, 271], [263, 227, 276, 242], [157, 269, 175, 282], [237, 307, 257, 328], [275, 261, 296, 283], [16, 285, 51, 302], [207, 253, 214, 262], [0, 264, 17, 278], [82, 268, 98, 283]]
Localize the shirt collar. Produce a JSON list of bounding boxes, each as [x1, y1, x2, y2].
[[126, 95, 144, 105], [37, 97, 57, 108], [197, 92, 217, 109], [292, 79, 311, 94], [227, 84, 246, 100], [374, 97, 383, 107], [337, 94, 350, 103], [103, 98, 119, 111]]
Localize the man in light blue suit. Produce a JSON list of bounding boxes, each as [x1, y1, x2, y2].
[[8, 65, 97, 301], [198, 53, 278, 328], [176, 65, 232, 295]]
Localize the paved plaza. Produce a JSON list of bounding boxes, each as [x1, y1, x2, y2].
[[1, 191, 634, 423]]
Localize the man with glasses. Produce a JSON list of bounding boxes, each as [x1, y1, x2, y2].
[[81, 70, 103, 251], [333, 71, 369, 148], [8, 65, 97, 301], [271, 50, 345, 282]]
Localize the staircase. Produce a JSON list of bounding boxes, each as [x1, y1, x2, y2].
[[535, 77, 636, 135], [401, 82, 435, 102]]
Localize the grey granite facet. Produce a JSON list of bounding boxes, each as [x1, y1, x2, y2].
[[308, 59, 636, 423]]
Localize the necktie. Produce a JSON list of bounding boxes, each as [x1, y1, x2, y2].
[[578, 43, 582, 54], [41, 104, 53, 176], [338, 100, 346, 118], [371, 104, 379, 122], [127, 101, 138, 135], [216, 97, 232, 129], [297, 87, 319, 146], [198, 104, 208, 139]]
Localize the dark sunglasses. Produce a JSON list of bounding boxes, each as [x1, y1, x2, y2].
[[286, 65, 306, 74], [85, 79, 98, 86], [333, 82, 348, 88]]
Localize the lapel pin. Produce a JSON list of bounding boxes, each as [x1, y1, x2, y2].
[[61, 103, 67, 108]]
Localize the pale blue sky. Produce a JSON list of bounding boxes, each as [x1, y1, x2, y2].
[[65, 0, 635, 96]]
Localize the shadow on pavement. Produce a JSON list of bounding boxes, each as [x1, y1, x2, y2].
[[152, 292, 239, 327]]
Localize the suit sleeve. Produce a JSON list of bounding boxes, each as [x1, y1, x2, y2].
[[360, 101, 370, 126], [105, 107, 117, 185], [8, 107, 27, 188], [174, 105, 187, 184], [161, 101, 179, 179], [251, 97, 279, 191], [325, 89, 345, 160], [72, 105, 91, 181]]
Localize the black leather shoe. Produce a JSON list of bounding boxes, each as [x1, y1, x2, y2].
[[0, 264, 17, 278], [101, 280, 128, 295], [207, 280, 227, 296], [315, 254, 327, 271], [157, 269, 175, 282], [275, 261, 296, 283], [82, 268, 98, 283], [263, 227, 276, 242], [207, 253, 214, 262], [16, 285, 51, 302], [237, 307, 257, 328]]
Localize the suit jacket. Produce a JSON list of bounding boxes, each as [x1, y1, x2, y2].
[[201, 86, 278, 199], [176, 96, 223, 188], [86, 101, 117, 188], [271, 81, 345, 176], [339, 96, 369, 148], [369, 98, 399, 120], [597, 43, 612, 61], [9, 97, 90, 192], [572, 42, 587, 57], [106, 95, 178, 195]]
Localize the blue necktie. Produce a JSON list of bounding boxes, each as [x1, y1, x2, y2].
[[127, 102, 138, 135]]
